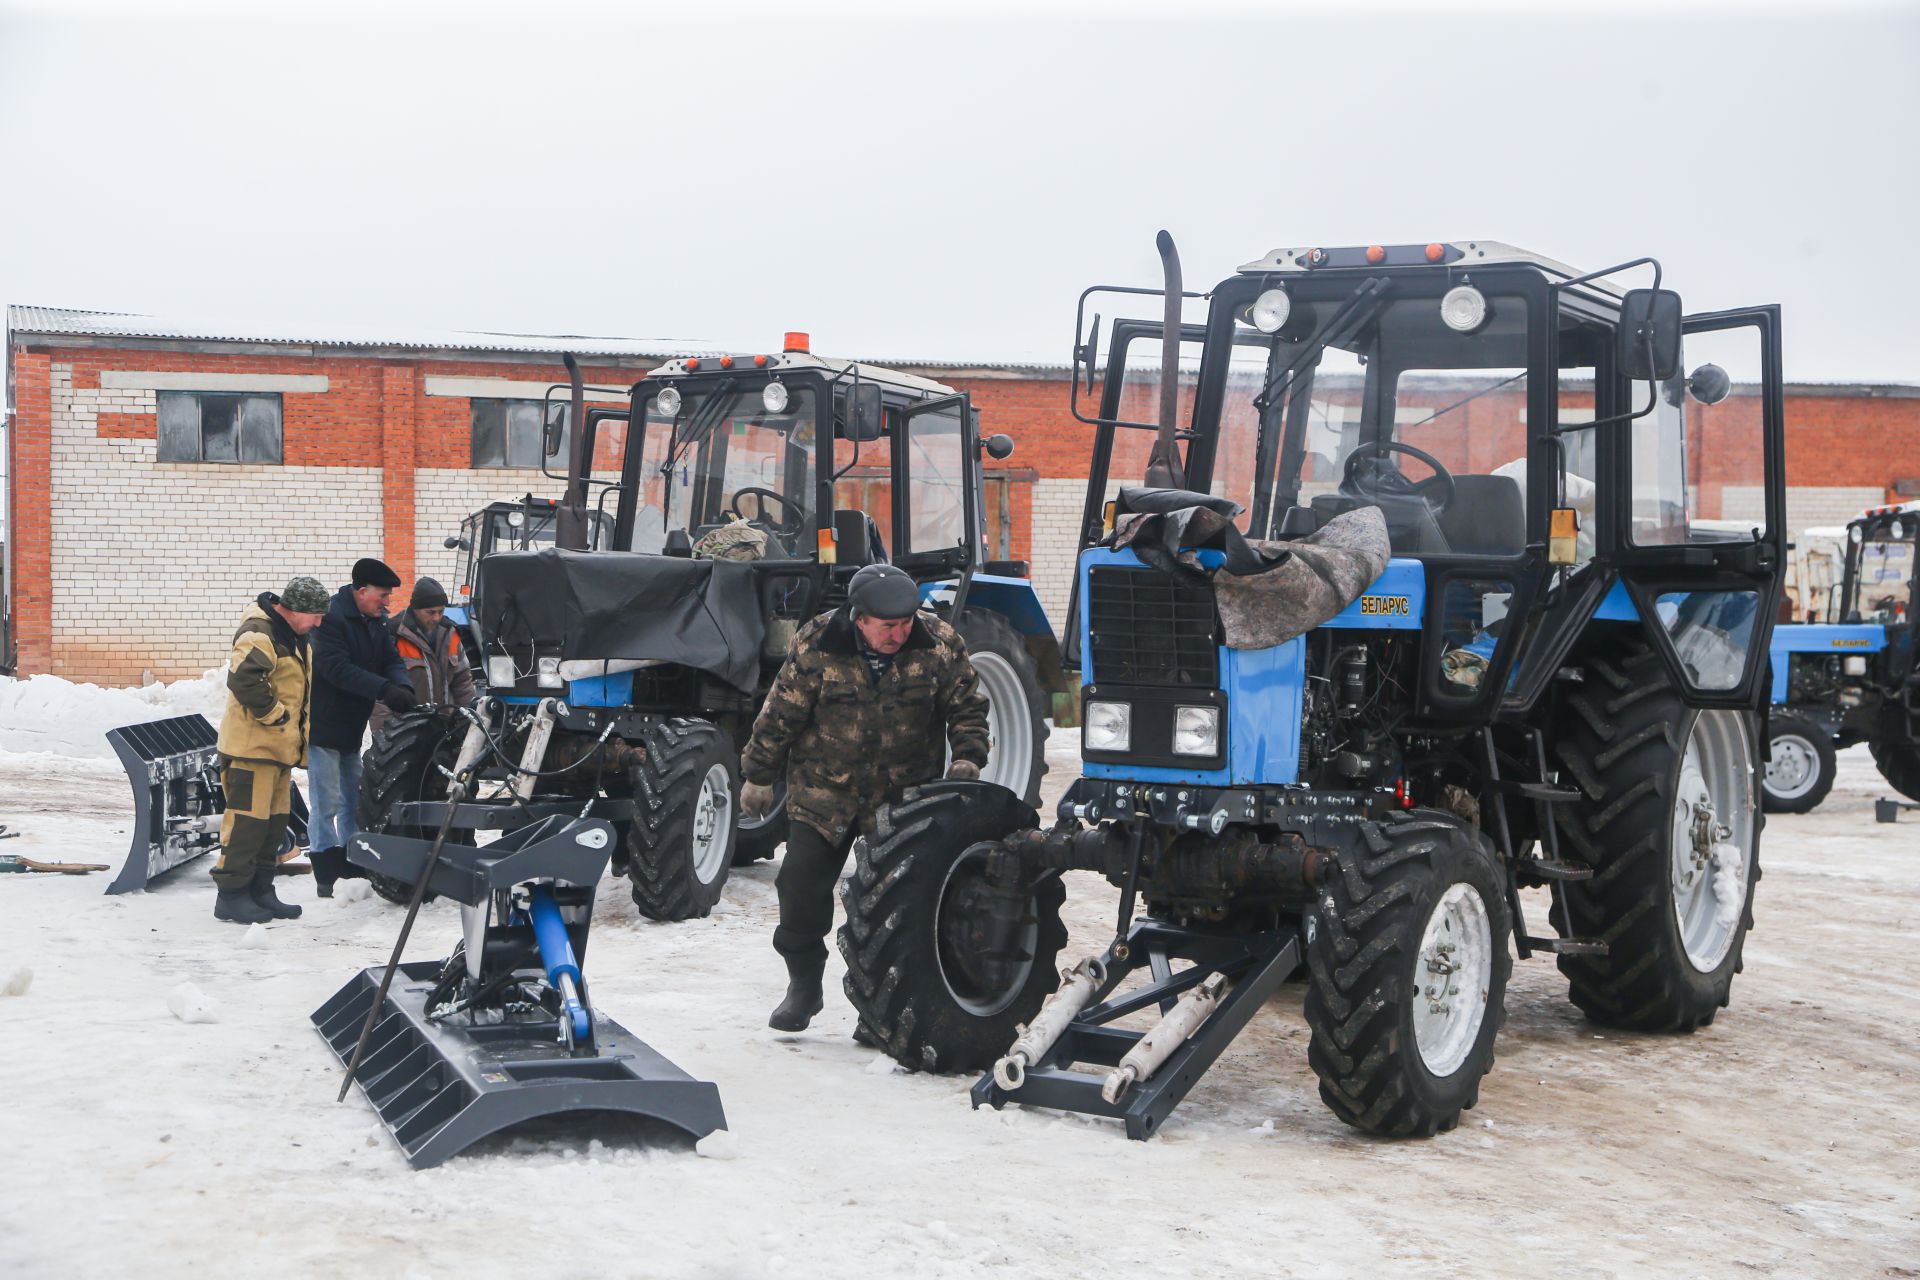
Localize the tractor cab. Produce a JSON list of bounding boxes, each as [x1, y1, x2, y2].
[[442, 496, 614, 631], [1841, 502, 1917, 630]]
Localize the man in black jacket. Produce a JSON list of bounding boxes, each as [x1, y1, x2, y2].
[[308, 557, 417, 895]]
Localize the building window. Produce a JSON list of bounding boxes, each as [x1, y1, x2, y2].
[[156, 392, 283, 464], [471, 399, 570, 469]]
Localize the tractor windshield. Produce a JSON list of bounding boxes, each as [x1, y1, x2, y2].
[[630, 383, 820, 559], [1247, 286, 1533, 558], [1853, 531, 1914, 624]]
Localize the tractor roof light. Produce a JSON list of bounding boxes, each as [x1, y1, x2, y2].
[[654, 385, 682, 418], [1893, 518, 1908, 539], [1440, 284, 1489, 333], [1249, 287, 1292, 334], [1850, 524, 1865, 544], [762, 380, 790, 414]]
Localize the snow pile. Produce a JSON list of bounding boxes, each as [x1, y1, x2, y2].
[[166, 982, 218, 1023], [2, 966, 31, 997], [236, 923, 272, 949], [0, 668, 227, 758]]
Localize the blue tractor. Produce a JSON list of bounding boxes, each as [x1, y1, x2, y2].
[[357, 341, 1067, 919], [840, 236, 1788, 1139], [1762, 500, 1918, 812]]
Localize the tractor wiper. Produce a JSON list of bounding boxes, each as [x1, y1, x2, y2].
[[659, 379, 736, 530], [1250, 277, 1394, 417]]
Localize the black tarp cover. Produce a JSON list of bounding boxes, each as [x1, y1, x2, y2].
[[475, 549, 766, 692]]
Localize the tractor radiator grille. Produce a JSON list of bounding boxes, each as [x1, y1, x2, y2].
[[1086, 567, 1220, 687]]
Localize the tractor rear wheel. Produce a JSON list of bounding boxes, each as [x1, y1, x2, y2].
[[1304, 810, 1511, 1137], [1869, 737, 1920, 802], [625, 718, 738, 921], [357, 710, 467, 905], [1761, 713, 1836, 813], [838, 782, 1066, 1073], [956, 610, 1049, 807], [1550, 639, 1762, 1031], [732, 774, 787, 866]]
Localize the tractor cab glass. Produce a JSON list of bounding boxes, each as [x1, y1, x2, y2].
[[1854, 525, 1914, 624], [1248, 287, 1532, 560], [631, 383, 820, 559]]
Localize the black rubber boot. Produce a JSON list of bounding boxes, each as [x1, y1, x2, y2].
[[768, 961, 825, 1033], [250, 869, 302, 920], [214, 887, 272, 925], [309, 847, 344, 898]]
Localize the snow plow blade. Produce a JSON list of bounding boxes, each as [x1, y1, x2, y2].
[[313, 815, 725, 1169], [104, 714, 308, 895]]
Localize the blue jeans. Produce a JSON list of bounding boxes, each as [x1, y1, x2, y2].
[[306, 745, 363, 854]]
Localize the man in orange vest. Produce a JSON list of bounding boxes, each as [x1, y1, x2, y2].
[[370, 577, 478, 737]]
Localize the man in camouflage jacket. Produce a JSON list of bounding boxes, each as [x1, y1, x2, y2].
[[740, 563, 990, 1032]]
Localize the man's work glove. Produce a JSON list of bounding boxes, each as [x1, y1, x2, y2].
[[945, 760, 981, 781], [381, 682, 420, 713], [741, 781, 775, 819]]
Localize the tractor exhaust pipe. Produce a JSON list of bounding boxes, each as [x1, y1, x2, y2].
[[555, 353, 591, 551], [1100, 970, 1229, 1104], [994, 956, 1107, 1090], [1145, 230, 1188, 491]]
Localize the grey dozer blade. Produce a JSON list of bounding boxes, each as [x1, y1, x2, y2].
[[312, 813, 725, 1169], [104, 714, 308, 895]]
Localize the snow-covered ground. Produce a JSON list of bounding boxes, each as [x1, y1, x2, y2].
[[2, 711, 1917, 1278]]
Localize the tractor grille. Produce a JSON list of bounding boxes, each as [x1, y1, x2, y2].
[[1087, 567, 1220, 687]]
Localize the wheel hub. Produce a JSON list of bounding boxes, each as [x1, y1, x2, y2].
[[1412, 882, 1492, 1078], [1764, 735, 1817, 797], [1669, 712, 1752, 973], [690, 763, 732, 885]]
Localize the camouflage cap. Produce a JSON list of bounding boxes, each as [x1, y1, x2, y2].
[[281, 576, 330, 615]]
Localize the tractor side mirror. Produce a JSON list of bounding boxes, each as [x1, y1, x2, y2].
[[1687, 362, 1732, 406], [838, 382, 885, 442], [444, 535, 471, 551], [1616, 288, 1683, 381], [983, 433, 1015, 460]]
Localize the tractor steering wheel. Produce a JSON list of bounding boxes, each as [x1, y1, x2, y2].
[[1340, 439, 1458, 516], [730, 486, 803, 535]]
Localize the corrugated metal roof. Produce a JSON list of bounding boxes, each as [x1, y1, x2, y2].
[[6, 304, 713, 360]]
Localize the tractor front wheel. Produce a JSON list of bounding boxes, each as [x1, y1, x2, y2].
[[838, 782, 1066, 1073], [1304, 810, 1511, 1137], [625, 718, 738, 921], [1761, 713, 1837, 813], [356, 709, 467, 905]]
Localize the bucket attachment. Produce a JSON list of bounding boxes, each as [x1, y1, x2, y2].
[[971, 917, 1300, 1139], [104, 714, 308, 895], [313, 813, 725, 1169]]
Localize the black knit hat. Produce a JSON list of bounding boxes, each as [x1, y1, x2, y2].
[[847, 564, 921, 620], [409, 577, 449, 610], [352, 557, 402, 589]]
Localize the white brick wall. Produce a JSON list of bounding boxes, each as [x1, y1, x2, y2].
[[1028, 476, 1115, 628], [413, 468, 566, 590], [1721, 485, 1886, 540], [48, 362, 382, 681]]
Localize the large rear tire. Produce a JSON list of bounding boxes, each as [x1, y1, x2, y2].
[[626, 718, 738, 922], [1304, 811, 1512, 1137], [838, 782, 1066, 1073], [732, 775, 787, 866], [1550, 640, 1762, 1032], [1869, 737, 1920, 802], [357, 709, 467, 905], [1761, 713, 1837, 813], [955, 610, 1049, 807]]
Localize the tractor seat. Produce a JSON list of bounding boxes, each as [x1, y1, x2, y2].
[[1436, 474, 1525, 556], [1311, 492, 1449, 555], [832, 509, 888, 567]]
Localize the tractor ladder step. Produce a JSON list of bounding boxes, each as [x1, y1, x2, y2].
[[1493, 779, 1583, 803], [1525, 935, 1608, 956], [1514, 857, 1592, 883]]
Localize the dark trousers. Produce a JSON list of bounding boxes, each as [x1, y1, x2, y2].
[[772, 821, 858, 971]]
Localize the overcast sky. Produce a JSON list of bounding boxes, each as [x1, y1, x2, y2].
[[2, 1, 1917, 382]]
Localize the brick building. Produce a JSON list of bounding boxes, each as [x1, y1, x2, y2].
[[5, 305, 1918, 683]]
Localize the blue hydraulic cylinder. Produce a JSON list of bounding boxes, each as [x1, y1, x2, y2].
[[527, 884, 590, 1043]]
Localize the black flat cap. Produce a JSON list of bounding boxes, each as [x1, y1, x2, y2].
[[352, 557, 402, 589]]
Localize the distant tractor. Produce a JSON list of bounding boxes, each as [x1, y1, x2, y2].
[[1763, 500, 1919, 812], [439, 496, 615, 673], [358, 341, 1069, 917], [838, 235, 1786, 1140]]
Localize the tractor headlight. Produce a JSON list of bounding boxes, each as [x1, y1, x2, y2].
[[762, 380, 790, 414], [486, 655, 517, 687], [1440, 284, 1489, 334], [536, 656, 564, 689], [1843, 656, 1868, 676], [1172, 705, 1222, 757], [653, 386, 682, 418], [1084, 700, 1132, 753], [1249, 287, 1291, 334]]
